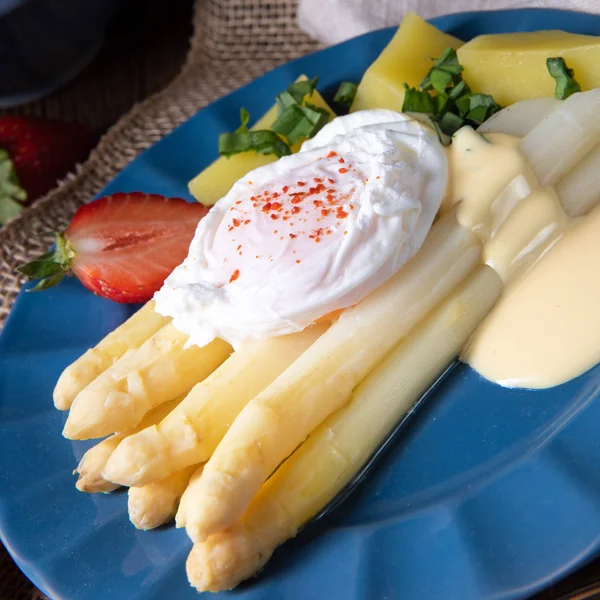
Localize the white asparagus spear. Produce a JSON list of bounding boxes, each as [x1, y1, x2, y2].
[[183, 211, 481, 543], [54, 301, 170, 410], [175, 464, 205, 528], [556, 142, 600, 218], [63, 324, 232, 440], [75, 397, 184, 493], [128, 465, 199, 530], [102, 323, 329, 487], [477, 97, 559, 137], [186, 265, 502, 592], [520, 89, 600, 186]]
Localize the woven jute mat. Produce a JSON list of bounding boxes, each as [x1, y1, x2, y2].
[[0, 0, 320, 329], [0, 1, 318, 597]]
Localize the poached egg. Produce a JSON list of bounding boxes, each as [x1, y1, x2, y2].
[[155, 109, 448, 348]]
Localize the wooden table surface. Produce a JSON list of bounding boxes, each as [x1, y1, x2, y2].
[[0, 1, 598, 598]]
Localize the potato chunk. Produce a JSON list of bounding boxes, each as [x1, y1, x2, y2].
[[459, 30, 600, 105], [351, 12, 463, 113]]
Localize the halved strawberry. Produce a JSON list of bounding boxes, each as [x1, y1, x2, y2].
[[18, 192, 208, 303]]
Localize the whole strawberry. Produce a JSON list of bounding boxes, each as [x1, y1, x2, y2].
[[0, 116, 96, 223]]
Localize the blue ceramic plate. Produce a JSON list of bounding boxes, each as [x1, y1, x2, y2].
[[2, 9, 600, 600]]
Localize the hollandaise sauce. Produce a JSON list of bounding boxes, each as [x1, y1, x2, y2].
[[445, 126, 600, 389]]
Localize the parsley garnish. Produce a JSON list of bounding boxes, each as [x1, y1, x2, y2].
[[219, 78, 330, 158], [219, 108, 291, 158], [547, 57, 581, 100], [402, 48, 501, 139], [334, 81, 358, 108]]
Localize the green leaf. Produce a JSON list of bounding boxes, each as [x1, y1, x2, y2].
[[29, 271, 66, 292], [289, 76, 318, 103], [435, 92, 449, 114], [17, 250, 62, 279], [465, 93, 502, 125], [429, 69, 454, 96], [448, 79, 471, 103], [276, 77, 319, 114], [272, 102, 329, 146], [402, 85, 437, 114], [334, 81, 358, 108], [220, 77, 324, 158], [236, 108, 250, 133], [420, 48, 463, 91], [17, 230, 74, 291], [432, 48, 463, 74], [0, 148, 27, 225], [455, 94, 471, 118], [547, 57, 581, 100], [438, 112, 465, 136], [218, 130, 291, 158], [402, 47, 501, 139]]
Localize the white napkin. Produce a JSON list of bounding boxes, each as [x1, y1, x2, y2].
[[298, 0, 600, 45]]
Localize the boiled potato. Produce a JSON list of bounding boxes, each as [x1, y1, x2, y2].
[[459, 30, 600, 106], [188, 77, 333, 206], [350, 12, 463, 113]]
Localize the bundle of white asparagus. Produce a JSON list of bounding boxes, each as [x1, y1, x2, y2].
[[55, 89, 600, 591]]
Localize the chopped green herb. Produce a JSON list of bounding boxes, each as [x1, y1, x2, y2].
[[448, 79, 470, 103], [429, 69, 455, 96], [402, 47, 502, 139], [547, 57, 581, 100], [420, 48, 464, 92], [334, 81, 358, 108], [219, 77, 329, 158], [219, 129, 291, 158], [237, 108, 250, 132], [454, 94, 471, 118], [402, 85, 437, 114], [276, 77, 319, 113], [465, 94, 501, 125], [438, 112, 464, 136], [272, 102, 329, 146]]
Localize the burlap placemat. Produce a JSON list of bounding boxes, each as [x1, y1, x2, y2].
[[0, 1, 318, 597], [0, 0, 320, 328]]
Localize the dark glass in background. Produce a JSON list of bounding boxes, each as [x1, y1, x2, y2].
[[0, 0, 118, 107]]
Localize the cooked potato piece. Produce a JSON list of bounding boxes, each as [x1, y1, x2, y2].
[[351, 12, 463, 113], [459, 30, 600, 105]]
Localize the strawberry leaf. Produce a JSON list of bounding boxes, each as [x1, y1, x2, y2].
[[0, 148, 27, 224], [29, 271, 66, 291], [17, 250, 63, 279], [17, 233, 74, 291]]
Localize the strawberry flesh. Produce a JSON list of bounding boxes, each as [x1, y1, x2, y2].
[[65, 192, 207, 303]]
